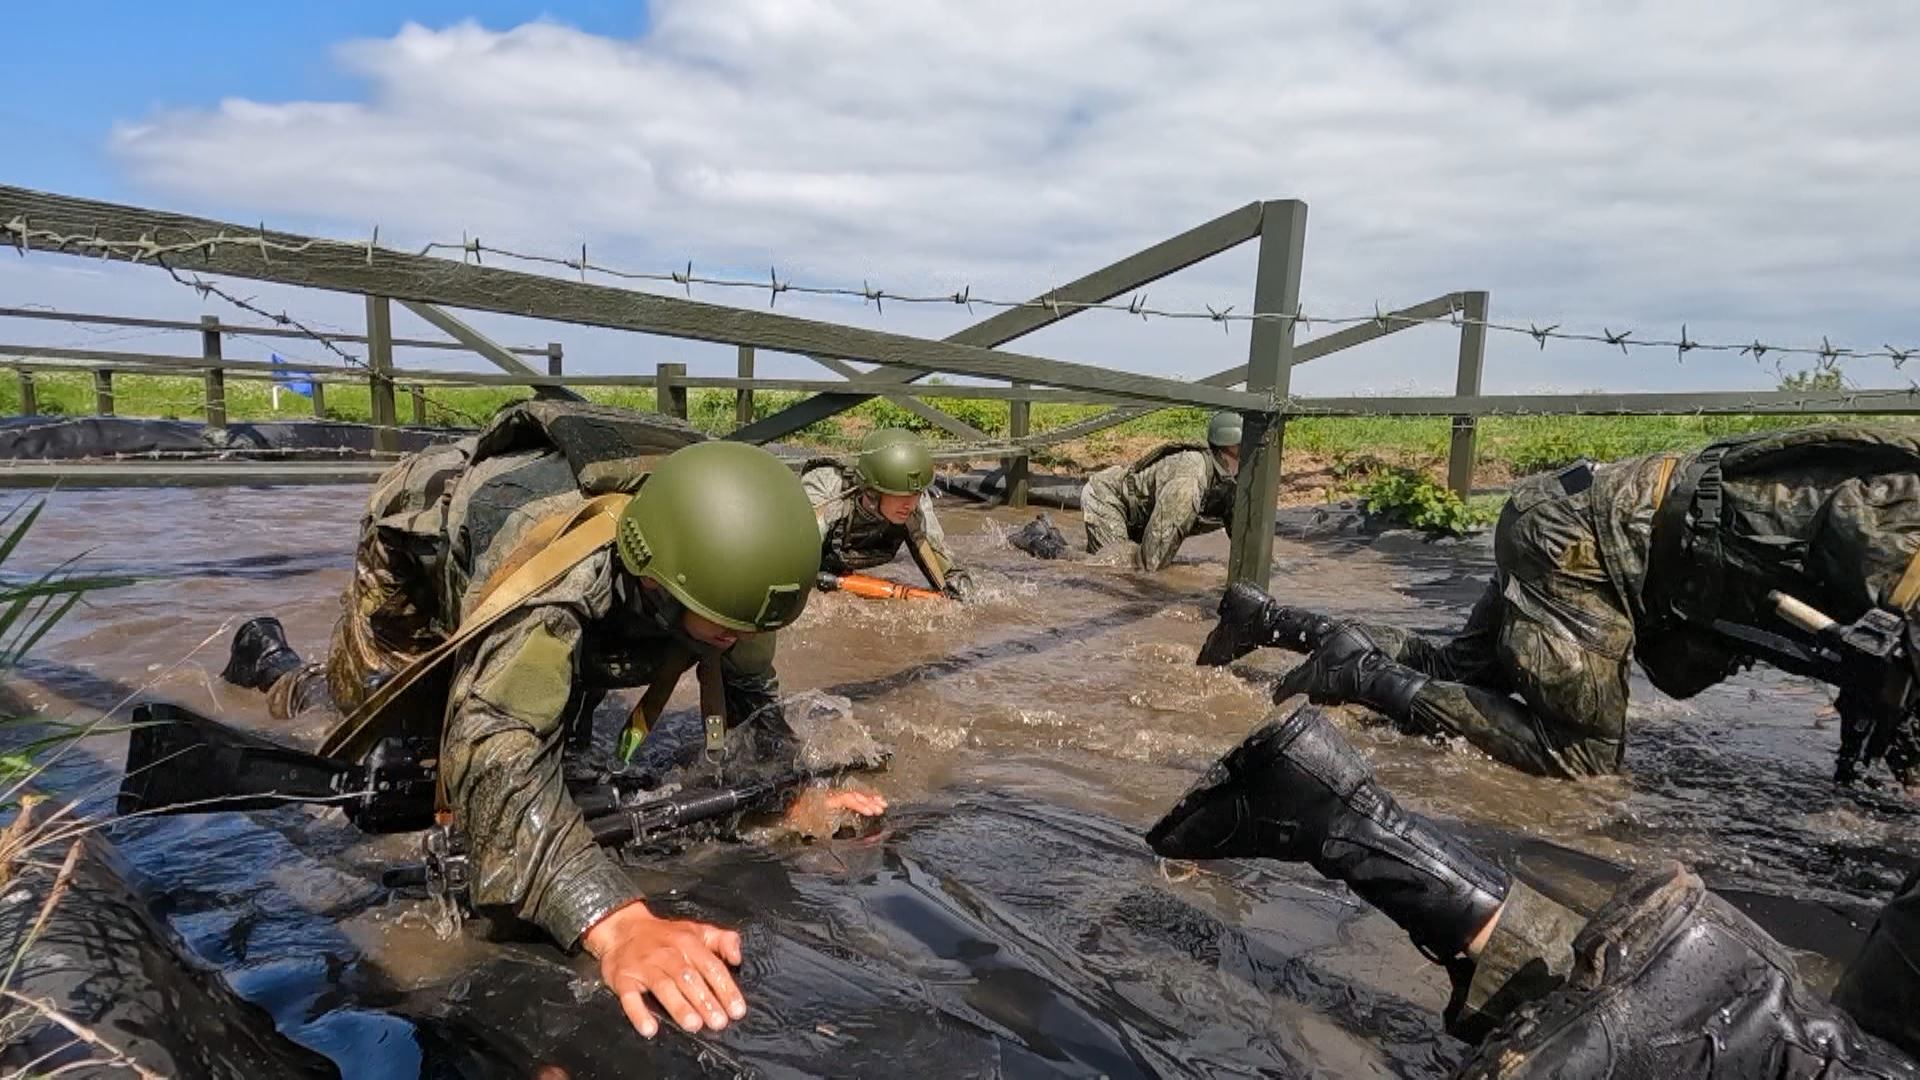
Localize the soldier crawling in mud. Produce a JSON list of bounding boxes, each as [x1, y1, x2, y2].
[[1081, 410, 1242, 572], [218, 401, 886, 1040], [1149, 703, 1920, 1079], [801, 427, 975, 599], [1203, 424, 1920, 786]]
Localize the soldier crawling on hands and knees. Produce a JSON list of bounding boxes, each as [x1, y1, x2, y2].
[[219, 402, 887, 1040], [801, 427, 976, 600], [1202, 425, 1920, 787], [1081, 410, 1243, 572], [1148, 705, 1920, 1079]]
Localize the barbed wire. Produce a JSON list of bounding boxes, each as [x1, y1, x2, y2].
[[415, 236, 1920, 372], [146, 255, 484, 429], [6, 215, 1914, 374]]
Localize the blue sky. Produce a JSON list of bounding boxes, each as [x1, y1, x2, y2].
[[4, 2, 647, 199], [3, 2, 1916, 394]]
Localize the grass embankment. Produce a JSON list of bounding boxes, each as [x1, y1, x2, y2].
[[1, 370, 1886, 525]]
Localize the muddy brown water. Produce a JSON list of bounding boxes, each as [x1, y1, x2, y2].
[[6, 487, 1917, 1078]]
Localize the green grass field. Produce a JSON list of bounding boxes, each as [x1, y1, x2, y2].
[[0, 369, 1883, 482]]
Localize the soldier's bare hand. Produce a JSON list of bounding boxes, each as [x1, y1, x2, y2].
[[823, 789, 889, 817], [582, 901, 746, 1039]]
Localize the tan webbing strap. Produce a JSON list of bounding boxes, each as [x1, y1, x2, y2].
[[318, 493, 632, 761], [622, 644, 697, 757], [1648, 455, 1680, 513], [1891, 546, 1920, 611], [620, 652, 730, 762], [696, 656, 729, 757]]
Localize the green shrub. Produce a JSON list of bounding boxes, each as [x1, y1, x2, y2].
[[1355, 468, 1497, 536]]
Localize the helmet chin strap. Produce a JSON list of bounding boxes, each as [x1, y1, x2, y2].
[[628, 575, 729, 657]]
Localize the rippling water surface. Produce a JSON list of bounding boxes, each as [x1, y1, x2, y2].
[[8, 486, 1916, 1077]]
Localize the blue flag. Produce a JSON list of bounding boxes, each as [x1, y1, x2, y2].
[[270, 353, 316, 398]]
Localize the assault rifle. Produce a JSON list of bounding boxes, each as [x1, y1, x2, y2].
[[1711, 592, 1920, 786], [117, 702, 886, 838], [380, 756, 882, 908]]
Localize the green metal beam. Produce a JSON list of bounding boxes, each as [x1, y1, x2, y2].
[[0, 185, 1263, 411], [726, 201, 1268, 444]]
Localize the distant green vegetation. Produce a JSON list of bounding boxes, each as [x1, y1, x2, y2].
[[0, 369, 1896, 481]]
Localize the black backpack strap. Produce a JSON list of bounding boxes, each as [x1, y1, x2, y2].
[[1645, 444, 1731, 629]]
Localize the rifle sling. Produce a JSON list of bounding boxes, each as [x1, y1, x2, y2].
[[317, 492, 633, 762]]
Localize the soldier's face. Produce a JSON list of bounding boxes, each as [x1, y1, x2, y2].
[[681, 609, 747, 649], [876, 492, 920, 525]]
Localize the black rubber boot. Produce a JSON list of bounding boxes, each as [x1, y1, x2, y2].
[[1458, 864, 1920, 1079], [1196, 583, 1341, 666], [1272, 624, 1430, 718], [1147, 705, 1508, 961], [219, 617, 304, 691], [1008, 514, 1069, 560]]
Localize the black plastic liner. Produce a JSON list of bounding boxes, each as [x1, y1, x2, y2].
[[0, 416, 457, 461]]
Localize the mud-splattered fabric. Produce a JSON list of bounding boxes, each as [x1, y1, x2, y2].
[[1080, 445, 1235, 571], [1326, 426, 1920, 779], [275, 404, 792, 947]]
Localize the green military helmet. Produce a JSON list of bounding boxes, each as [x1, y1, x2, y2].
[[855, 428, 936, 496], [1206, 410, 1244, 448], [615, 441, 821, 633]]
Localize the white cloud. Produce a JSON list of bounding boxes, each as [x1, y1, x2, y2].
[[71, 1, 1920, 394]]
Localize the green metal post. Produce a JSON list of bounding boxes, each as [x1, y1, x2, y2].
[[735, 346, 755, 428], [200, 315, 226, 429], [1006, 382, 1031, 508], [366, 295, 398, 453], [1446, 291, 1489, 498], [1226, 200, 1308, 589], [656, 362, 688, 419]]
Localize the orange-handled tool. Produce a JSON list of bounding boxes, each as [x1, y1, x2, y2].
[[817, 571, 947, 601]]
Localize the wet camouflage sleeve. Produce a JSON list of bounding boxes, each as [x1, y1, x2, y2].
[[908, 498, 961, 587], [1136, 454, 1212, 571], [441, 601, 643, 948], [803, 466, 853, 538]]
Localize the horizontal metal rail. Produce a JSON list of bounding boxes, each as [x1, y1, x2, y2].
[[1281, 389, 1920, 417], [0, 185, 1266, 412], [0, 304, 551, 356]]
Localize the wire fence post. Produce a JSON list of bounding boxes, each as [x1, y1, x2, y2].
[[366, 295, 398, 452], [410, 384, 427, 426], [1446, 291, 1489, 499], [656, 362, 688, 419], [16, 370, 35, 416], [1227, 200, 1308, 589], [200, 315, 227, 429], [735, 345, 755, 428], [310, 378, 327, 419], [93, 369, 114, 416], [1006, 382, 1031, 508], [546, 341, 564, 378]]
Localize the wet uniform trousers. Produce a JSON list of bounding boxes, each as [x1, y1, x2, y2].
[[1081, 447, 1234, 572], [1344, 468, 1633, 779]]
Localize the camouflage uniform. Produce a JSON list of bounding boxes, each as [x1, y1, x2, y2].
[[267, 402, 790, 948], [1332, 426, 1920, 778], [801, 464, 962, 590], [1081, 444, 1235, 571]]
